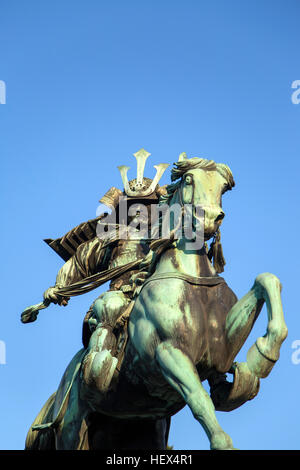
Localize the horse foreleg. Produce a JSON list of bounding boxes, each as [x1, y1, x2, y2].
[[155, 340, 235, 450], [226, 272, 288, 378], [247, 273, 288, 377]]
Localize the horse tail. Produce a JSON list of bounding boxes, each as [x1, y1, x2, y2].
[[25, 392, 56, 450]]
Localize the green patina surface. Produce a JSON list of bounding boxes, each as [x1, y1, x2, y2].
[[23, 152, 287, 450]]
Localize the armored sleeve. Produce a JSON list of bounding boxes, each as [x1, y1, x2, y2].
[[55, 237, 111, 287]]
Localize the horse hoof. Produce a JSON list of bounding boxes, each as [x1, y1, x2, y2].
[[246, 342, 277, 378], [210, 431, 235, 450]]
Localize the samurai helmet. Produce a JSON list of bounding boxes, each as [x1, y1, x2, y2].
[[117, 148, 169, 198]]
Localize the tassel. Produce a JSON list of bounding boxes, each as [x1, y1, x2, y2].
[[208, 229, 226, 273]]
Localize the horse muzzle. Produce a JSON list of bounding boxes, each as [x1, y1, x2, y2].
[[203, 208, 225, 240]]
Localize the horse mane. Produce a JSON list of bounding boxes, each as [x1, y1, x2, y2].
[[159, 157, 235, 206]]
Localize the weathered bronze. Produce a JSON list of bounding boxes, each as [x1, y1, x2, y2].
[[22, 150, 287, 450]]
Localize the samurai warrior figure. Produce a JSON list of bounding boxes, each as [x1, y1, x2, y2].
[[24, 149, 169, 394]]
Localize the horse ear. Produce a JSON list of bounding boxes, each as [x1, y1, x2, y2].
[[178, 152, 188, 162]]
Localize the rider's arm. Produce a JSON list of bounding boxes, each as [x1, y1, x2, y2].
[[43, 237, 110, 305]]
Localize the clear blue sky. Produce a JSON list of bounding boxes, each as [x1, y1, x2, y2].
[[1, 0, 300, 450]]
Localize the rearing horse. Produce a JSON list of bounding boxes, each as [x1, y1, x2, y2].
[[26, 156, 287, 450]]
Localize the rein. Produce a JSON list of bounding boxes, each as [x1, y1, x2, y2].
[[176, 175, 226, 274]]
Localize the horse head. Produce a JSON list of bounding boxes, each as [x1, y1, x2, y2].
[[163, 153, 235, 242]]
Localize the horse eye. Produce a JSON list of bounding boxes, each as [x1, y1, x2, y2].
[[185, 175, 192, 185]]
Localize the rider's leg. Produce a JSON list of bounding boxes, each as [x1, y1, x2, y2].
[[225, 272, 288, 378], [155, 340, 235, 450], [82, 325, 118, 392], [82, 291, 129, 392]]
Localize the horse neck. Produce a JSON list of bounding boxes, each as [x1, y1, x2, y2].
[[153, 188, 217, 278], [154, 242, 217, 278]]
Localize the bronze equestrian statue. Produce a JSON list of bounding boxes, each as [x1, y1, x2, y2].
[[22, 150, 287, 450]]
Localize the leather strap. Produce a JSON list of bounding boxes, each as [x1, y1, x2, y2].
[[140, 272, 225, 289]]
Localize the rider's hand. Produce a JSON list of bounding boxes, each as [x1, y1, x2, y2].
[[43, 287, 70, 306]]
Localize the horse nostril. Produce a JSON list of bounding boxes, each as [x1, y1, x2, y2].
[[215, 211, 225, 222]]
